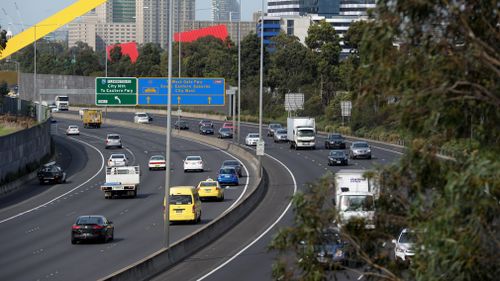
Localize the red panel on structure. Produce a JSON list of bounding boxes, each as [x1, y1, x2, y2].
[[174, 25, 229, 43], [106, 42, 139, 63]]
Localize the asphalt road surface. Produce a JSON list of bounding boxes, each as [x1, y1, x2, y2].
[[0, 117, 255, 281]]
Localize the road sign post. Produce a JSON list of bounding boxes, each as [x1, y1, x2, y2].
[[95, 77, 137, 106], [256, 140, 265, 156]]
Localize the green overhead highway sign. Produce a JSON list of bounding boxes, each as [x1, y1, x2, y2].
[[95, 77, 137, 106]]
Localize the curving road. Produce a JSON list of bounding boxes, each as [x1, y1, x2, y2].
[[0, 117, 255, 281], [66, 110, 402, 280]]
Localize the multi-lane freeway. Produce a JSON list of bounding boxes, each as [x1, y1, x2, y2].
[[0, 116, 255, 281], [0, 110, 402, 281]]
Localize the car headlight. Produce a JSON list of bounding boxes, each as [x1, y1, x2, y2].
[[335, 250, 343, 257]]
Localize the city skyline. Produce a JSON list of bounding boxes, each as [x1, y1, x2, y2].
[[0, 0, 264, 34]]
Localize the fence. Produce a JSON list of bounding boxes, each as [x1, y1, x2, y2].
[[0, 96, 49, 120]]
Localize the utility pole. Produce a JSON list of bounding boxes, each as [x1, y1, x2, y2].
[[258, 1, 264, 178], [164, 0, 174, 249], [237, 0, 241, 144]]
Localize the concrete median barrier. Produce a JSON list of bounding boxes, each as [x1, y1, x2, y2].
[[53, 112, 264, 281]]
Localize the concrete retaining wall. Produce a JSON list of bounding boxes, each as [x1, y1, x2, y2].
[[53, 112, 263, 281], [0, 119, 52, 192]]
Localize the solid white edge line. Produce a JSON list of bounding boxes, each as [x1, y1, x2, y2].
[[196, 152, 298, 281], [0, 135, 105, 224]]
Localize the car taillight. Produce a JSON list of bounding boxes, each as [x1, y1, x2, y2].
[[72, 225, 80, 230], [92, 225, 104, 230], [192, 205, 196, 214]]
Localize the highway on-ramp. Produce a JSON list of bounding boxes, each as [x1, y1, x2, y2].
[[0, 117, 255, 281]]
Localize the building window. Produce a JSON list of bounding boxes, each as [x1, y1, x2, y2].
[[287, 20, 294, 35]]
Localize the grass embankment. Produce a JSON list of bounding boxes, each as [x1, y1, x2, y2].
[[0, 115, 37, 136]]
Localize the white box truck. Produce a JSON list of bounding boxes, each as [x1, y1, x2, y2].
[[287, 117, 316, 149], [101, 166, 140, 199], [55, 95, 69, 111], [333, 169, 378, 229]]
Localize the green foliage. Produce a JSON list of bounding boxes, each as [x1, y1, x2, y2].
[[0, 25, 7, 53], [0, 80, 8, 97]]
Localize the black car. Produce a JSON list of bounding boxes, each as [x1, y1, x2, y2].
[[328, 150, 348, 166], [199, 125, 214, 135], [222, 159, 243, 177], [325, 134, 346, 149], [71, 215, 114, 244], [198, 120, 214, 128], [174, 120, 189, 130], [37, 162, 67, 184], [314, 228, 350, 269], [218, 127, 233, 139]]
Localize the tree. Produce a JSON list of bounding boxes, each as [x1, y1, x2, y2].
[[135, 43, 163, 77], [0, 25, 7, 55], [271, 0, 500, 280], [305, 20, 342, 106]]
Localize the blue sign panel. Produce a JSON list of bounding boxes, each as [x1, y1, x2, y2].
[[138, 78, 225, 106]]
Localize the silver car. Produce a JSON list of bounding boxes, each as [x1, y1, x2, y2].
[[267, 123, 282, 137], [273, 128, 288, 143], [349, 141, 372, 159], [106, 134, 122, 149]]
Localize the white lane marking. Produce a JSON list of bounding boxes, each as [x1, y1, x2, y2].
[[197, 150, 298, 281], [175, 136, 250, 214], [0, 137, 105, 224]]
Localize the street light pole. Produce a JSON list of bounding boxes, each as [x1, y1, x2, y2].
[[34, 25, 40, 121], [164, 0, 174, 249], [177, 0, 181, 128], [258, 1, 264, 178], [237, 0, 241, 144]]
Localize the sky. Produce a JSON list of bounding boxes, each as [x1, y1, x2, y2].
[[0, 0, 264, 34]]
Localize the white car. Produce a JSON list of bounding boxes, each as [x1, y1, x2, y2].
[[148, 155, 166, 170], [183, 156, 204, 172], [245, 133, 260, 146], [134, 112, 150, 124], [108, 154, 128, 167], [392, 228, 415, 262], [66, 125, 80, 135]]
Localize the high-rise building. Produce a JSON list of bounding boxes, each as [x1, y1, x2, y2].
[[112, 0, 136, 23], [136, 0, 195, 48], [211, 0, 240, 21], [267, 0, 318, 17]]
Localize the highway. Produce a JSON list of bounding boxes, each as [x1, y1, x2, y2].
[[0, 117, 254, 281], [62, 110, 402, 280]]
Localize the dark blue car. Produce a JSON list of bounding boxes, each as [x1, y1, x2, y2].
[[217, 166, 239, 186]]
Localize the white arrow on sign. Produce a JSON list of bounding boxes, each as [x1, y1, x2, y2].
[[114, 96, 121, 104]]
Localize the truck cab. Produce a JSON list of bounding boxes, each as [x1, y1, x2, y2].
[[333, 169, 378, 229], [287, 117, 316, 149], [55, 95, 69, 111]]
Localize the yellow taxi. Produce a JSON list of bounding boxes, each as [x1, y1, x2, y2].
[[164, 186, 202, 223], [197, 178, 224, 201]]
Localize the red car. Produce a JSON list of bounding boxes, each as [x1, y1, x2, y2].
[[222, 122, 234, 130]]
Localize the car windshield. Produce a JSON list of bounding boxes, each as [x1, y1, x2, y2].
[[186, 156, 201, 161], [248, 134, 259, 138], [69, 126, 78, 129], [200, 182, 217, 187], [111, 155, 125, 159], [151, 156, 164, 161], [223, 160, 239, 166], [108, 135, 120, 140], [353, 142, 369, 148], [76, 216, 103, 225], [170, 195, 192, 205], [329, 134, 342, 140], [270, 124, 281, 129], [340, 195, 375, 212], [220, 128, 231, 132], [137, 114, 147, 118], [57, 96, 69, 101], [399, 231, 415, 243], [276, 129, 287, 134], [297, 129, 315, 137], [220, 168, 235, 174], [330, 151, 345, 157]]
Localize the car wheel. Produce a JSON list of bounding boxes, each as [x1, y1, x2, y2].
[[184, 170, 187, 173], [220, 195, 224, 201], [71, 238, 77, 244], [149, 167, 152, 171], [368, 155, 372, 159]]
